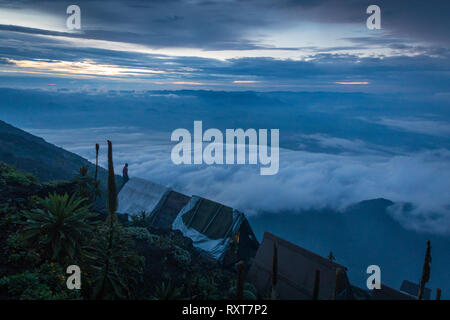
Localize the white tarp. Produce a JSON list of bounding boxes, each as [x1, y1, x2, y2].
[[172, 196, 244, 262], [117, 177, 170, 215]]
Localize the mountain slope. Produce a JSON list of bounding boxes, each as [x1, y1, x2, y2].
[[0, 120, 125, 185], [0, 120, 123, 212], [0, 120, 98, 182]]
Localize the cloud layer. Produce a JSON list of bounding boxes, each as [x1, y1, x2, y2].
[[1, 0, 449, 91], [28, 126, 450, 235], [2, 0, 449, 49]]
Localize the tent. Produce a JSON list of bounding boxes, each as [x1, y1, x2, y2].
[[172, 196, 259, 265], [117, 179, 258, 265], [370, 283, 415, 300], [399, 280, 431, 300], [148, 190, 191, 229], [247, 232, 354, 300], [117, 178, 170, 216]]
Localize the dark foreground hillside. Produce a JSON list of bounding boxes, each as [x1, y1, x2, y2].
[[0, 121, 254, 300], [0, 163, 249, 300]]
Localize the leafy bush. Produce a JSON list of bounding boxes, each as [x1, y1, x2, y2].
[[228, 282, 258, 300], [189, 274, 224, 300], [150, 280, 184, 300], [0, 204, 16, 228], [84, 220, 145, 299], [21, 193, 97, 263], [0, 263, 80, 300], [170, 245, 191, 266], [6, 233, 40, 266], [0, 163, 38, 187], [72, 166, 101, 204], [126, 227, 159, 242], [0, 271, 50, 299], [130, 211, 151, 228]]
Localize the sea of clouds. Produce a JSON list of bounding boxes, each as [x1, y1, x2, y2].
[[27, 125, 450, 236]]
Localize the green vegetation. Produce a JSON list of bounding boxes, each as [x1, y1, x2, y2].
[[21, 193, 96, 264], [130, 210, 151, 228], [0, 142, 242, 301], [84, 220, 144, 299], [150, 280, 184, 300], [0, 123, 251, 300], [0, 263, 80, 300], [0, 163, 37, 187], [85, 141, 144, 300], [0, 161, 240, 300], [73, 166, 101, 205]]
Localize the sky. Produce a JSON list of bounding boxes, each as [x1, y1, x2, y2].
[[0, 0, 449, 233], [0, 0, 449, 91]]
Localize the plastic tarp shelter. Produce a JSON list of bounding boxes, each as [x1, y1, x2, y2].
[[247, 232, 354, 300], [399, 280, 430, 300], [371, 283, 415, 300], [117, 177, 170, 216], [149, 190, 191, 229], [172, 196, 245, 262]]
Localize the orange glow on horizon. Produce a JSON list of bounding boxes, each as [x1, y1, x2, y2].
[[336, 81, 369, 85], [233, 80, 259, 84], [172, 81, 204, 85]]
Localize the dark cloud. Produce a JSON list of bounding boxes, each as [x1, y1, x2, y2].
[[269, 0, 450, 46], [0, 1, 448, 93], [1, 0, 449, 49], [1, 32, 448, 93], [0, 0, 278, 50]]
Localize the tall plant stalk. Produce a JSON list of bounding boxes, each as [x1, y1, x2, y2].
[[418, 240, 431, 300], [93, 140, 117, 299], [106, 140, 117, 219], [333, 268, 343, 300], [312, 269, 320, 300], [271, 240, 278, 299], [93, 143, 100, 203], [94, 143, 99, 181], [436, 288, 441, 300], [236, 261, 244, 300]]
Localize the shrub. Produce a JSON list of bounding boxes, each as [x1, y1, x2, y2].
[[126, 227, 159, 242], [84, 222, 144, 299], [130, 211, 151, 228], [72, 166, 101, 204], [170, 245, 191, 266], [21, 193, 97, 263], [0, 163, 38, 187], [0, 263, 81, 300], [6, 233, 40, 266], [150, 280, 184, 300], [228, 282, 258, 300]]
